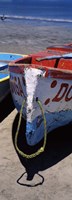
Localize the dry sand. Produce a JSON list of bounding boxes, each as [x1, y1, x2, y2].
[[0, 22, 72, 200]]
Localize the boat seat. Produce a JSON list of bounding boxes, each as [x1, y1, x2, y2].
[[31, 54, 72, 71], [32, 55, 56, 69]]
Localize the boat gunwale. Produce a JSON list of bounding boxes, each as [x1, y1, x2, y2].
[[9, 62, 72, 74], [0, 75, 9, 83], [9, 63, 72, 82]]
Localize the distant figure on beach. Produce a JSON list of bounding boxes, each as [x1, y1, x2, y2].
[[1, 14, 6, 21]]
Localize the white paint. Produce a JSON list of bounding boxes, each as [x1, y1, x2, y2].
[[10, 68, 72, 146], [24, 68, 43, 123]]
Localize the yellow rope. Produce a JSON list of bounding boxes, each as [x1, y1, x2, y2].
[[15, 99, 47, 159]]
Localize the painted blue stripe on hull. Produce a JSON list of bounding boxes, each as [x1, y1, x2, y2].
[[0, 74, 9, 79]]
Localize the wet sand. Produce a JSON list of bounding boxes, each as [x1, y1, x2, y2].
[[0, 22, 72, 200]]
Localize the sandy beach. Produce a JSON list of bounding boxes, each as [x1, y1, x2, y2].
[[0, 22, 72, 200]]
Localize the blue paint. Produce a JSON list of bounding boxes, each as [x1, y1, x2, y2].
[[0, 53, 23, 61], [0, 53, 23, 80], [26, 122, 35, 137], [38, 53, 72, 61], [0, 73, 9, 79]]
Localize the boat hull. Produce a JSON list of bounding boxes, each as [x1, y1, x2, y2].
[[9, 65, 72, 146], [0, 53, 27, 102]]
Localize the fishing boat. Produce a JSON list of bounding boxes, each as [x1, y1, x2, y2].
[[0, 53, 27, 102], [9, 44, 72, 158]]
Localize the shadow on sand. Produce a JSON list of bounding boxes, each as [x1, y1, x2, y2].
[[0, 93, 15, 122], [12, 113, 72, 187]]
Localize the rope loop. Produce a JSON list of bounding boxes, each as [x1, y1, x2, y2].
[[15, 98, 47, 159]]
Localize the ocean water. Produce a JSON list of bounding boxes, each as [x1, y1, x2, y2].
[[0, 1, 72, 55], [0, 1, 72, 27]]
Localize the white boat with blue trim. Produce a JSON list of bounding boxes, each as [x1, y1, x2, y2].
[[9, 44, 72, 158]]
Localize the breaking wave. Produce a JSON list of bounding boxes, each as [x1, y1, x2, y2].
[[0, 15, 72, 25]]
